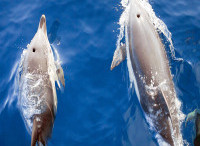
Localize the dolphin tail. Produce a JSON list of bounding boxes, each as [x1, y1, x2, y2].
[[31, 118, 46, 146], [110, 43, 126, 70]]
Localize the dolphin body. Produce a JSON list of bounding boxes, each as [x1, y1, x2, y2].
[[19, 15, 65, 146], [111, 0, 183, 145]]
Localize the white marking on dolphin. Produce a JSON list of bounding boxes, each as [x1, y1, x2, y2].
[[19, 15, 65, 146], [111, 0, 184, 145]]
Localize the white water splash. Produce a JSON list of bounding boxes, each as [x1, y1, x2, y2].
[[0, 50, 25, 115], [51, 44, 65, 90]]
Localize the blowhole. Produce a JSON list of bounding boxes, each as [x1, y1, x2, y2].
[[137, 14, 140, 18], [33, 48, 36, 52]]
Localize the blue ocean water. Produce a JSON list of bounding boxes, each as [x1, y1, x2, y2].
[[0, 0, 200, 145]]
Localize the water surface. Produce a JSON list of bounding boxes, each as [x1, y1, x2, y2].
[[0, 0, 200, 145]]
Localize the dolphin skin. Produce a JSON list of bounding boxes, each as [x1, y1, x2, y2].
[[19, 15, 65, 146], [111, 0, 183, 145]]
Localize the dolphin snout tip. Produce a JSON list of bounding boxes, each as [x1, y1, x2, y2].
[[40, 14, 46, 27], [39, 14, 47, 34], [41, 14, 46, 20]]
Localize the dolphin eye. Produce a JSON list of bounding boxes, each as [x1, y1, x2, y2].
[[137, 14, 140, 18], [33, 48, 36, 52]]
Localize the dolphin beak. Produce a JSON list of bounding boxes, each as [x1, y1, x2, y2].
[[39, 14, 47, 35]]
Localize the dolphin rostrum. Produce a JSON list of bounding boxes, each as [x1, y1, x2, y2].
[[111, 0, 183, 145], [19, 15, 65, 146]]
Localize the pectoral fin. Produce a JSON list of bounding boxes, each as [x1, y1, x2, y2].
[[54, 61, 65, 88], [56, 64, 65, 88], [110, 43, 126, 70]]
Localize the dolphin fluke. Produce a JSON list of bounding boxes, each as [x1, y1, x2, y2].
[[110, 43, 126, 70], [31, 111, 54, 146], [31, 117, 46, 146]]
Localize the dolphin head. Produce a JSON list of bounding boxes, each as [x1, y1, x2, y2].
[[26, 14, 51, 72], [28, 14, 49, 52]]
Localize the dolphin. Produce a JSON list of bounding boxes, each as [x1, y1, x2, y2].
[[186, 109, 200, 146], [19, 15, 65, 146], [111, 0, 183, 145]]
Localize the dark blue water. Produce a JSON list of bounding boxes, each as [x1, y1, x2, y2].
[[0, 0, 200, 145]]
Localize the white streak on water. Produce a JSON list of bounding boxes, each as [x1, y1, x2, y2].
[[9, 61, 19, 82]]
